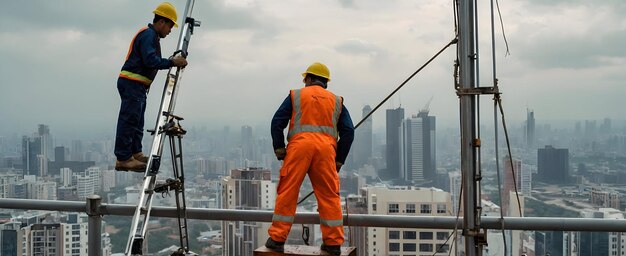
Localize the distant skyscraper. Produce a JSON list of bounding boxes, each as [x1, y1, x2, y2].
[[526, 109, 535, 149], [600, 118, 612, 134], [37, 124, 52, 161], [537, 145, 570, 184], [241, 125, 254, 161], [404, 111, 436, 184], [352, 105, 373, 168], [448, 171, 462, 214], [221, 168, 276, 256], [385, 107, 405, 180], [585, 120, 597, 142], [55, 146, 65, 162], [21, 136, 41, 176]]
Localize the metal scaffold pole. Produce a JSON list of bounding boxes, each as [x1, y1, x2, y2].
[[457, 0, 483, 255]]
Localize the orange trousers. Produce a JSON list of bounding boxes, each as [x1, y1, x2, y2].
[[268, 134, 344, 246]]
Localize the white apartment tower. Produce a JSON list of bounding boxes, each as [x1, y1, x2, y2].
[[365, 186, 455, 255], [221, 168, 276, 256], [75, 167, 100, 200], [18, 214, 90, 256]]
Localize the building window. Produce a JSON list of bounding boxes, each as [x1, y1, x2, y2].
[[389, 203, 399, 213], [437, 232, 449, 240], [389, 230, 400, 239], [372, 204, 377, 211], [406, 203, 416, 213], [419, 243, 433, 252], [419, 232, 433, 240], [437, 204, 447, 213], [420, 204, 431, 214], [403, 243, 417, 252], [403, 231, 417, 239], [437, 244, 450, 253], [389, 243, 400, 252]]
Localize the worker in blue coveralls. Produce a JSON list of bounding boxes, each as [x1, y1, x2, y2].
[[114, 2, 187, 171]]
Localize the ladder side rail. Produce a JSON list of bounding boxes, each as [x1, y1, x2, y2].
[[125, 1, 199, 254], [175, 134, 190, 251], [124, 80, 176, 255], [169, 135, 186, 251]]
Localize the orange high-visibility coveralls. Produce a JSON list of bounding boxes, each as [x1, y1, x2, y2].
[[268, 86, 344, 246]]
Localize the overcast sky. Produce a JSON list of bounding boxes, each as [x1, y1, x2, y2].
[[1, 0, 624, 138]]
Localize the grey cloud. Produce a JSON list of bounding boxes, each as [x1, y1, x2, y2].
[[0, 0, 279, 34], [517, 29, 626, 69], [335, 38, 384, 56], [524, 0, 626, 10], [337, 0, 356, 8]]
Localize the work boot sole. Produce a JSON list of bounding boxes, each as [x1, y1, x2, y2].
[[115, 166, 146, 172]]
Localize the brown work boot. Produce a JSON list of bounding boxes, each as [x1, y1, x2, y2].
[[132, 152, 149, 163], [115, 157, 146, 172]]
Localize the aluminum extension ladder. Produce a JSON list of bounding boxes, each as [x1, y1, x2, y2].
[[124, 1, 200, 255]]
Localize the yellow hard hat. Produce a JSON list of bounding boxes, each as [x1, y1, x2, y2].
[[302, 62, 331, 81], [153, 2, 179, 28]]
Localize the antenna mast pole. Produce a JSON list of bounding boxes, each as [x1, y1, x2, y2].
[[458, 0, 484, 255]]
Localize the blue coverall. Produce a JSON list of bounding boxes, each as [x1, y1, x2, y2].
[[114, 24, 174, 161]]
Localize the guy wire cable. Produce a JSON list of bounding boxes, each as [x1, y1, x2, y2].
[[297, 37, 458, 205]]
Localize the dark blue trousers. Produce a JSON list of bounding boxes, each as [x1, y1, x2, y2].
[[114, 78, 147, 161]]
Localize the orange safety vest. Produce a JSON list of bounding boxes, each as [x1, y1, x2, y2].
[[118, 27, 154, 86], [287, 86, 342, 141]]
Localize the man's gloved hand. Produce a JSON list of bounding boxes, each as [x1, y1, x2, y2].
[[275, 148, 286, 160], [171, 56, 188, 68], [336, 162, 343, 172]]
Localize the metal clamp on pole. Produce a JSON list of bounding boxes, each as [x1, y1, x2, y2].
[[87, 195, 102, 256], [455, 86, 499, 96]]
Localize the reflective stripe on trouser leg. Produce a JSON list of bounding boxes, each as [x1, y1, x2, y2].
[[308, 136, 344, 246], [268, 137, 313, 242]]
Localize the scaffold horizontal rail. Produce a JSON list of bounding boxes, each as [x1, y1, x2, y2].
[[3, 198, 626, 232]]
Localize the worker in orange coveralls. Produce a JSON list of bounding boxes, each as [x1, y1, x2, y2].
[[265, 62, 354, 256]]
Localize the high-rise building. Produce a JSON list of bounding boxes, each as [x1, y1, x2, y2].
[[0, 174, 20, 198], [346, 194, 368, 256], [537, 145, 570, 184], [502, 157, 531, 216], [0, 221, 20, 255], [365, 186, 455, 255], [526, 109, 535, 149], [22, 136, 41, 176], [221, 168, 276, 256], [404, 111, 436, 184], [75, 167, 100, 200], [448, 171, 462, 215], [241, 125, 255, 162], [100, 169, 116, 192], [352, 105, 373, 168], [578, 208, 625, 256], [385, 107, 405, 180], [590, 187, 620, 209], [16, 213, 98, 256]]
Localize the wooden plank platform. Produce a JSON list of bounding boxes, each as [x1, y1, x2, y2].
[[254, 245, 356, 256]]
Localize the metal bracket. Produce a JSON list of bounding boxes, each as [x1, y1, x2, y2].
[[455, 86, 499, 96]]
